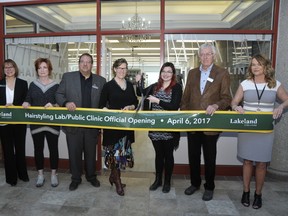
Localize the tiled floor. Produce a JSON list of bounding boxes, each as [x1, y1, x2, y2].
[[0, 166, 287, 216]]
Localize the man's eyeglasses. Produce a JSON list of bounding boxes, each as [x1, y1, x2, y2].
[[79, 61, 92, 64]]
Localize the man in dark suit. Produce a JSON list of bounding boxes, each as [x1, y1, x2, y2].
[[56, 53, 106, 191], [181, 43, 231, 201]]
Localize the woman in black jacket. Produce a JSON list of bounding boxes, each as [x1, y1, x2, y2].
[[0, 59, 29, 186], [136, 62, 182, 193]]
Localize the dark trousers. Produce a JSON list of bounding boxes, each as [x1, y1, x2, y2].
[[152, 139, 175, 176], [187, 132, 219, 191], [32, 131, 59, 170], [0, 124, 28, 184], [66, 128, 98, 183]]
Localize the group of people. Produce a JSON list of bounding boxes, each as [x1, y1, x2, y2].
[[0, 44, 288, 209]]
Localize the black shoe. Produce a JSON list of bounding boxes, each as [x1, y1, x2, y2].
[[162, 183, 171, 193], [202, 189, 214, 201], [149, 180, 162, 191], [69, 181, 80, 191], [184, 185, 199, 195], [19, 177, 29, 182], [9, 182, 17, 186], [241, 191, 250, 207], [89, 179, 100, 187], [252, 192, 262, 209]]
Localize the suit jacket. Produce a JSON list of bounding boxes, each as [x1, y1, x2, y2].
[[0, 78, 28, 105], [180, 64, 231, 135], [55, 71, 106, 133]]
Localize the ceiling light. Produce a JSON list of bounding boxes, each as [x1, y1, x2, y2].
[[121, 1, 151, 43]]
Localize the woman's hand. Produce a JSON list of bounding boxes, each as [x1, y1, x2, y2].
[[122, 105, 135, 110], [22, 102, 30, 108], [147, 95, 160, 104], [273, 105, 283, 119]]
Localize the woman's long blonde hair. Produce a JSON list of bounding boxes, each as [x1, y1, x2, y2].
[[246, 54, 276, 88]]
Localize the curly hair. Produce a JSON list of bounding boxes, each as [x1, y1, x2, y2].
[[246, 54, 276, 88]]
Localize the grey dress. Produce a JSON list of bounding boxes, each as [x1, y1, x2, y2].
[[237, 79, 280, 162]]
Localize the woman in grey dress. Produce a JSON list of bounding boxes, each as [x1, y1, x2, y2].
[[231, 54, 288, 209]]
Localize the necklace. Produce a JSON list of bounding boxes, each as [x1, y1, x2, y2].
[[115, 78, 126, 90], [253, 79, 266, 111]]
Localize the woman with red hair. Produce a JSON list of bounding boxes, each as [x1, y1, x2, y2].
[[136, 62, 182, 193]]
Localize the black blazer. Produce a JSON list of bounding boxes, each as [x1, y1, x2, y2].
[[0, 78, 28, 105]]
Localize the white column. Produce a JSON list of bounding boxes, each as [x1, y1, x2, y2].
[[268, 0, 288, 180]]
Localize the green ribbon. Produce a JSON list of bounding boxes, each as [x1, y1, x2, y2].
[[0, 106, 273, 133]]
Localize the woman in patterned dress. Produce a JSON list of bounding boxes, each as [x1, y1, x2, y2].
[[99, 58, 138, 196], [136, 62, 182, 193], [231, 54, 288, 209]]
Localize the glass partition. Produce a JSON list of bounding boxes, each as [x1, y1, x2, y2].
[[102, 34, 161, 84], [164, 34, 272, 95], [5, 35, 97, 84]]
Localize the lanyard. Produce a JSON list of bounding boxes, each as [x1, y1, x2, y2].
[[253, 80, 266, 111]]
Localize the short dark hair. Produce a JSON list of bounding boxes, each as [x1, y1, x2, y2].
[[79, 53, 93, 64]]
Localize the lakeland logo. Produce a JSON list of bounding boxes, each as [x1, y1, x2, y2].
[[0, 111, 12, 119], [230, 118, 257, 126]]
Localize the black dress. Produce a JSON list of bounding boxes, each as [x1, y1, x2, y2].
[[99, 79, 138, 169]]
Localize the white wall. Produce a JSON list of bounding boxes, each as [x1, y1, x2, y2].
[[175, 132, 241, 165], [25, 129, 68, 159], [25, 129, 241, 167]]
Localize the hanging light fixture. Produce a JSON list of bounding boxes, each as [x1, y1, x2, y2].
[[121, 1, 151, 43]]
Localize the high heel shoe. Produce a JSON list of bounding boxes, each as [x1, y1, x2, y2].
[[252, 192, 262, 209], [109, 170, 126, 188], [241, 191, 250, 207], [110, 168, 124, 196]]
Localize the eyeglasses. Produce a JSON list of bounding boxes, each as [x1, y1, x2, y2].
[[116, 67, 127, 71], [79, 60, 92, 64], [161, 71, 173, 74], [200, 53, 214, 57], [4, 66, 14, 69]]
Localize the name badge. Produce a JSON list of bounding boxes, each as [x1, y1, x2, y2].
[[207, 77, 214, 83]]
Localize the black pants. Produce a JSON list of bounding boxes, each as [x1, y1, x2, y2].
[[152, 139, 175, 176], [187, 132, 219, 191], [32, 131, 59, 170], [0, 124, 28, 184], [66, 128, 98, 183]]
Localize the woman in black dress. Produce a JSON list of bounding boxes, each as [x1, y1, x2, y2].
[[99, 58, 138, 196]]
